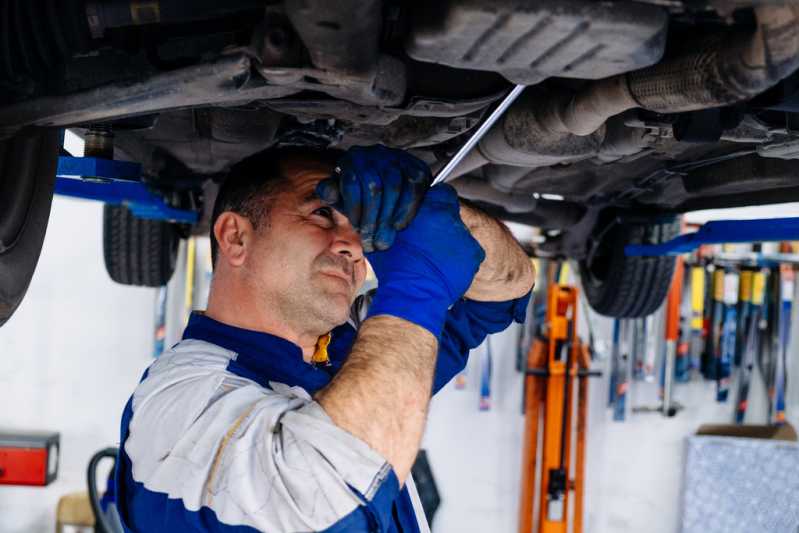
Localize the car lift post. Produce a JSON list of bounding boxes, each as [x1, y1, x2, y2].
[[518, 282, 598, 533], [662, 255, 685, 416]]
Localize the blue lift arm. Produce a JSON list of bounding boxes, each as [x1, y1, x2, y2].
[[54, 155, 799, 250], [54, 156, 199, 224], [626, 217, 799, 256]]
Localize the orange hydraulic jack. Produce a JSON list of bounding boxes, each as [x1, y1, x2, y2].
[[518, 285, 597, 533]]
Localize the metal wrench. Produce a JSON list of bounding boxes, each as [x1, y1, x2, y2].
[[432, 84, 525, 186]]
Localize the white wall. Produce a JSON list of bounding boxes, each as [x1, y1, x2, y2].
[[0, 198, 156, 532]]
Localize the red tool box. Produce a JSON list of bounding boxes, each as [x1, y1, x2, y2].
[[0, 431, 59, 486]]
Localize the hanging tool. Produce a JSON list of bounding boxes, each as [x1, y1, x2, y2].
[[517, 284, 599, 533], [756, 263, 777, 420], [516, 293, 534, 374], [675, 323, 691, 383], [557, 262, 571, 285], [518, 260, 555, 414], [706, 268, 726, 381], [632, 318, 646, 381], [734, 270, 765, 424], [479, 337, 493, 411], [608, 319, 621, 407], [688, 264, 706, 376], [773, 263, 794, 424], [613, 319, 632, 422], [633, 259, 685, 416], [718, 270, 740, 402], [517, 259, 543, 373], [700, 266, 715, 378], [759, 267, 777, 421], [153, 285, 168, 358], [183, 237, 196, 327], [643, 308, 661, 382], [675, 260, 691, 382], [577, 289, 599, 360], [735, 269, 754, 367]]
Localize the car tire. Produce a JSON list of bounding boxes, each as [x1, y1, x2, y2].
[[0, 130, 60, 327], [103, 204, 180, 287], [579, 218, 679, 318]]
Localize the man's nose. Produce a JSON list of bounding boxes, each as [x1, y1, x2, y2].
[[330, 214, 364, 260]]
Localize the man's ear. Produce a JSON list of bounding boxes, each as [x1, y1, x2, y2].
[[213, 212, 253, 267]]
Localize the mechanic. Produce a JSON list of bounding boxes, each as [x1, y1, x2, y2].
[[114, 145, 534, 532]]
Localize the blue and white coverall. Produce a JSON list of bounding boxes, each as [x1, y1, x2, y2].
[[114, 292, 529, 532]]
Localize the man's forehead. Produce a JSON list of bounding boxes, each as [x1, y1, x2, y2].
[[280, 154, 335, 179], [279, 155, 335, 200], [268, 155, 335, 207]]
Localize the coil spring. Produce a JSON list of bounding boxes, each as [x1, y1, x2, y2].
[[0, 0, 90, 83]]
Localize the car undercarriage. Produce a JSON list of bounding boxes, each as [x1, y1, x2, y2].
[[3, 0, 799, 323]]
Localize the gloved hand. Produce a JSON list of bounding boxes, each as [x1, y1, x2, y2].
[[315, 145, 432, 252], [364, 184, 485, 338]]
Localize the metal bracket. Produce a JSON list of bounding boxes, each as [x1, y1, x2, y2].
[[54, 156, 199, 224], [625, 217, 799, 256]]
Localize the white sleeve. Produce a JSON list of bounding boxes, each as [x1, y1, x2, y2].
[[124, 354, 397, 532]]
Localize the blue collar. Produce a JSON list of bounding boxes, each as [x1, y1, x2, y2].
[[182, 312, 356, 394]]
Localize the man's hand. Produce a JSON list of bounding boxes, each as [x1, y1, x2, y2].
[[319, 145, 533, 302], [316, 145, 432, 252], [365, 184, 485, 338], [316, 184, 484, 483]]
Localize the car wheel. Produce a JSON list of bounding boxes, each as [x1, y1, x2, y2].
[[0, 130, 60, 327], [579, 218, 679, 318], [103, 204, 180, 287]]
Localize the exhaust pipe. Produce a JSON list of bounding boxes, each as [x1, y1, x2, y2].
[[541, 5, 799, 136]]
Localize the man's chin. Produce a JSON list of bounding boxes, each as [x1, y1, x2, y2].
[[313, 290, 353, 326]]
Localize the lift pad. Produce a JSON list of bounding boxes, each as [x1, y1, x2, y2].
[[626, 217, 799, 256], [54, 156, 199, 224]]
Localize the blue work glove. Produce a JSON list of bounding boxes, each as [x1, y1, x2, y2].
[[315, 145, 432, 252], [364, 184, 485, 339]]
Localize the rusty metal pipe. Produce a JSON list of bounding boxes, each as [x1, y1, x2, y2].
[[541, 5, 799, 137]]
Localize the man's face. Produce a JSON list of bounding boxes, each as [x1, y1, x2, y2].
[[244, 156, 367, 331]]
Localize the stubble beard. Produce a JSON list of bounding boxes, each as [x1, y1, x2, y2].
[[301, 277, 352, 328], [275, 260, 354, 335]]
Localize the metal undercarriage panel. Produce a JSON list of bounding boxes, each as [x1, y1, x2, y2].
[[406, 0, 668, 84]]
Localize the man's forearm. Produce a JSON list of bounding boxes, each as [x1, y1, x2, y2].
[[315, 315, 437, 484], [459, 202, 535, 302]]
